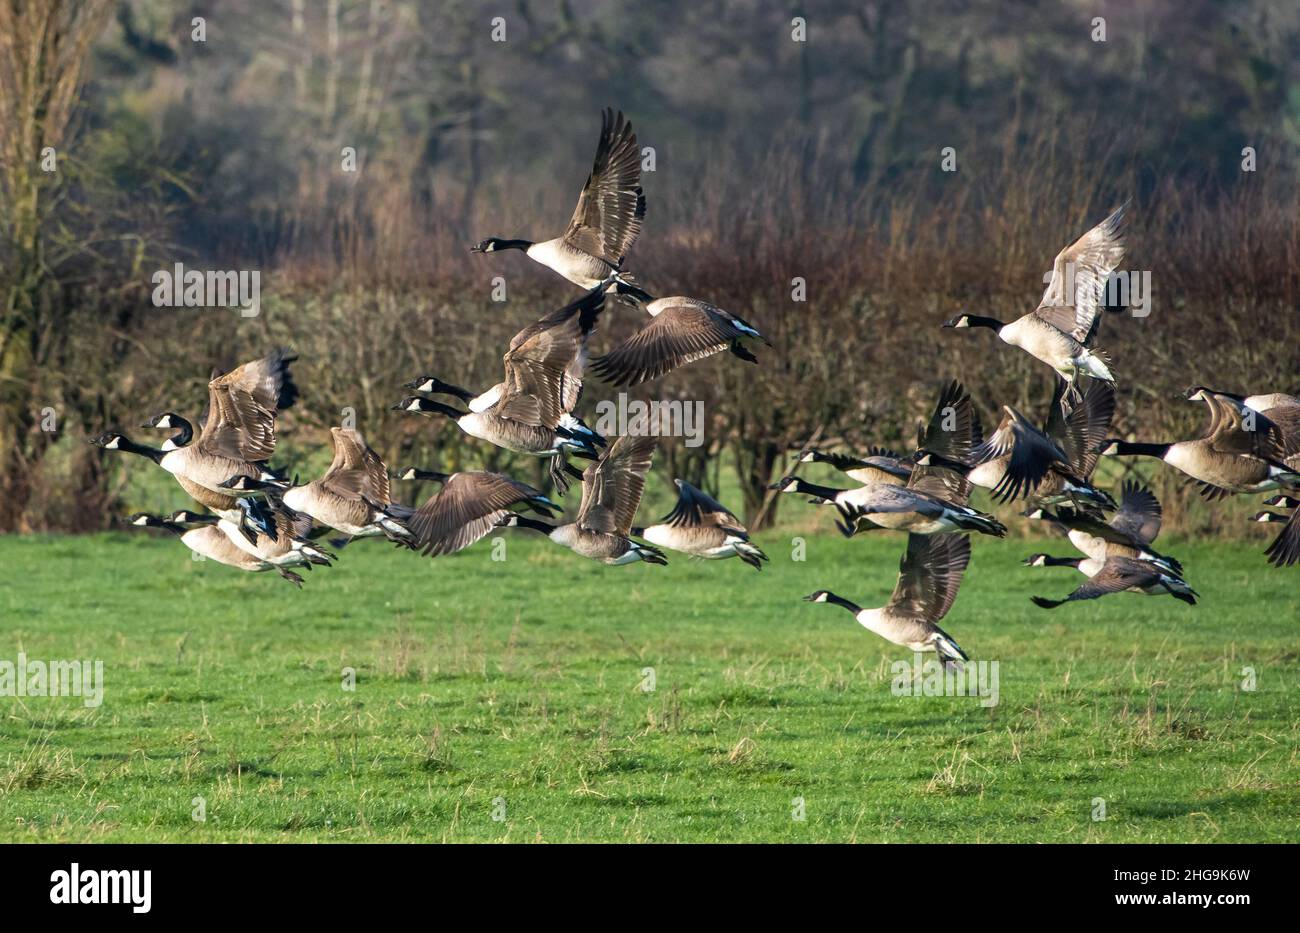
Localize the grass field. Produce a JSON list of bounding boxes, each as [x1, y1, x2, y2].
[[0, 527, 1296, 843]]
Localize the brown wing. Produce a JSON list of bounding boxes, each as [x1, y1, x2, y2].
[[1203, 394, 1283, 458], [408, 471, 547, 558], [563, 108, 645, 265], [906, 464, 972, 505], [917, 380, 983, 465], [198, 349, 296, 461], [577, 435, 657, 536], [1034, 204, 1126, 343], [590, 300, 744, 387], [888, 533, 971, 622], [319, 427, 391, 504], [500, 288, 607, 427], [974, 406, 1070, 502], [1048, 378, 1116, 476], [1109, 481, 1162, 545], [660, 479, 747, 537], [1061, 558, 1160, 601]]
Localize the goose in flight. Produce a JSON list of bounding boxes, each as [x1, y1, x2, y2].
[[221, 427, 412, 547], [500, 434, 667, 565], [633, 479, 768, 570], [803, 533, 972, 667], [92, 349, 298, 540], [395, 288, 608, 492], [1025, 481, 1183, 576], [385, 469, 559, 558], [943, 204, 1126, 387], [471, 108, 649, 299], [1102, 388, 1300, 498], [1030, 555, 1198, 608], [590, 297, 769, 386], [771, 474, 1006, 538], [801, 381, 985, 502]]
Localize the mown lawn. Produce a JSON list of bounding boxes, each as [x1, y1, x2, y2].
[[0, 528, 1295, 842]]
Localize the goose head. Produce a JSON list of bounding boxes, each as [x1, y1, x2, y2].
[[128, 512, 162, 527], [89, 431, 126, 450], [769, 475, 800, 494], [1022, 553, 1051, 567], [169, 509, 216, 525], [802, 590, 832, 603]]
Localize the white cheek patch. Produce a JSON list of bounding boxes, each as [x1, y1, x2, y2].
[[161, 438, 178, 451], [106, 437, 121, 449]]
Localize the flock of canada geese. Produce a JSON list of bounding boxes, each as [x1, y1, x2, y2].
[[96, 109, 1300, 668]]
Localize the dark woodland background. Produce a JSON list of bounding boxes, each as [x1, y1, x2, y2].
[[1, 0, 1298, 533]]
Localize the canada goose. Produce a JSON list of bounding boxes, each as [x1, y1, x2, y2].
[[99, 350, 298, 539], [943, 204, 1125, 386], [1030, 556, 1198, 608], [1025, 481, 1183, 576], [128, 512, 307, 587], [471, 109, 649, 298], [1253, 504, 1300, 567], [968, 377, 1116, 508], [500, 435, 667, 565], [803, 533, 972, 666], [797, 447, 914, 486], [396, 288, 608, 492], [385, 469, 559, 558], [222, 427, 413, 547], [176, 505, 335, 572], [589, 297, 769, 386], [770, 475, 1007, 537], [802, 381, 984, 501], [1101, 390, 1300, 497], [89, 431, 276, 542], [631, 479, 769, 570]]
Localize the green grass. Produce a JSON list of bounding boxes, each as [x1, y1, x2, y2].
[[0, 528, 1295, 842]]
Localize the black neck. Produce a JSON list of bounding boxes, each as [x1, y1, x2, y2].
[[1111, 441, 1171, 458], [1041, 555, 1082, 568], [495, 238, 532, 252], [421, 401, 466, 420], [791, 478, 845, 500], [512, 514, 555, 535], [440, 384, 477, 403], [965, 315, 1004, 330], [118, 436, 166, 463], [825, 593, 862, 614]]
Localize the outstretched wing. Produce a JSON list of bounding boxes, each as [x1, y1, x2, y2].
[[918, 380, 983, 465], [198, 348, 297, 461], [591, 300, 746, 388], [660, 479, 747, 537], [888, 533, 972, 623], [501, 288, 607, 427], [1034, 204, 1126, 343], [577, 435, 657, 536], [1109, 480, 1162, 546], [563, 108, 645, 265], [408, 471, 548, 557], [319, 427, 391, 504], [975, 406, 1069, 502]]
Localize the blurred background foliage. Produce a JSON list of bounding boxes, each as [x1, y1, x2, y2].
[[1, 0, 1298, 532]]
